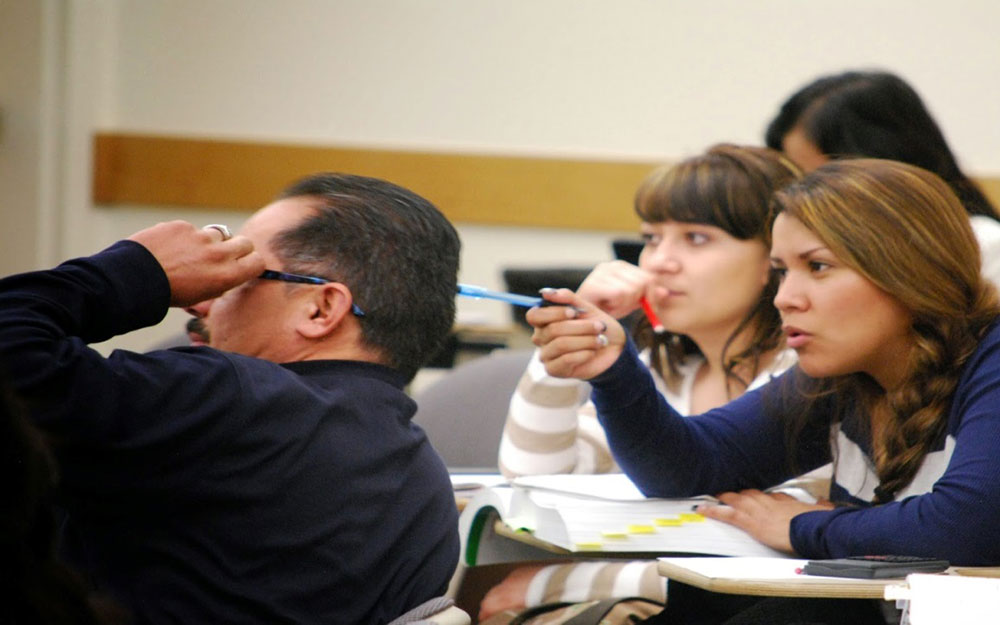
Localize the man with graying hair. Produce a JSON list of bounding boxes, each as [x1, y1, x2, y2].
[[0, 173, 462, 624]]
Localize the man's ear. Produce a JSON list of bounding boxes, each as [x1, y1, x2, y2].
[[297, 282, 356, 339]]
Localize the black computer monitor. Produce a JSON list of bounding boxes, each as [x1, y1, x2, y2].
[[612, 238, 643, 265], [502, 267, 592, 330]]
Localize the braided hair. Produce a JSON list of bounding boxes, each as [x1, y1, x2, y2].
[[773, 158, 1000, 502]]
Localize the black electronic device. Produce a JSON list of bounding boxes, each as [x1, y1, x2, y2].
[[612, 238, 644, 265], [801, 555, 950, 579]]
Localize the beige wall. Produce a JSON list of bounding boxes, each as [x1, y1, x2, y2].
[[0, 0, 55, 275], [3, 0, 1000, 352]]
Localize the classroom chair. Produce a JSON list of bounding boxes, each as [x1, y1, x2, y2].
[[611, 237, 643, 265], [413, 348, 534, 472], [387, 596, 471, 625], [501, 267, 592, 330]]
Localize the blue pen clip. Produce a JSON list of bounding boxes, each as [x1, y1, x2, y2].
[[456, 284, 544, 308]]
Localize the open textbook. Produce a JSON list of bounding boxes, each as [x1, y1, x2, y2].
[[459, 473, 790, 565]]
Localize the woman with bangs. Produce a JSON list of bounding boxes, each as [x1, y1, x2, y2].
[[499, 144, 801, 478], [480, 145, 802, 622], [527, 159, 1000, 624]]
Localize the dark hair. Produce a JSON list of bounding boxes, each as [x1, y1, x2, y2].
[[772, 159, 1000, 502], [274, 173, 461, 381], [765, 70, 998, 219], [631, 144, 800, 392]]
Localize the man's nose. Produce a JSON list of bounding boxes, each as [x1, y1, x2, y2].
[[185, 300, 212, 319]]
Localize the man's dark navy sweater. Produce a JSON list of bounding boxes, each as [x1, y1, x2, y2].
[[0, 241, 459, 624]]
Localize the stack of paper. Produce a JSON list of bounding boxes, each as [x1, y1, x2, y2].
[[460, 474, 789, 561]]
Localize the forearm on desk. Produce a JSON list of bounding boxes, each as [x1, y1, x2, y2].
[[791, 429, 1000, 564]]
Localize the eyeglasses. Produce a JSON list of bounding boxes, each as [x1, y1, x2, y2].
[[258, 270, 365, 317]]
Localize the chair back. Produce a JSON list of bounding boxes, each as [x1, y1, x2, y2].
[[413, 348, 534, 472]]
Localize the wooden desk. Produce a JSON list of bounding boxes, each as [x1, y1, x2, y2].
[[657, 557, 1000, 600], [657, 557, 890, 599]]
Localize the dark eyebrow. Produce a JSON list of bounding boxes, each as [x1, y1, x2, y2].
[[799, 247, 831, 259], [770, 246, 830, 265]]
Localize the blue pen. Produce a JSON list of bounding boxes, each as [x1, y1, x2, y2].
[[456, 284, 544, 308]]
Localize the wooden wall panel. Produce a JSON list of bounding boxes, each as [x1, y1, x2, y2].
[[92, 133, 1000, 231], [980, 178, 1000, 211], [93, 133, 652, 231]]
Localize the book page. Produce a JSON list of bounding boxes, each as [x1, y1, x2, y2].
[[512, 473, 649, 501], [523, 490, 788, 558], [513, 472, 720, 503]]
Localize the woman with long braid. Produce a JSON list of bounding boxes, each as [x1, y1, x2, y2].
[[527, 159, 1000, 624]]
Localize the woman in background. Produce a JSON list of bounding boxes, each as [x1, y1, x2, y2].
[[529, 159, 1000, 624], [766, 69, 1000, 285]]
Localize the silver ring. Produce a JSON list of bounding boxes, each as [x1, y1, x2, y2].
[[203, 224, 233, 241], [596, 333, 609, 348]]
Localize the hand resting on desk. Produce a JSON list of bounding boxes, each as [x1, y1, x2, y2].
[[696, 489, 835, 555]]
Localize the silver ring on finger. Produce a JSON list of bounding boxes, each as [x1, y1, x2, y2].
[[203, 224, 233, 241], [596, 333, 609, 348]]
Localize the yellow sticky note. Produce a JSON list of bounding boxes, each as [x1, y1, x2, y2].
[[601, 530, 628, 539], [627, 524, 656, 534], [575, 541, 603, 551], [679, 512, 705, 522], [655, 517, 684, 527]]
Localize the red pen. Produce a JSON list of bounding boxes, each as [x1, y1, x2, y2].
[[639, 295, 665, 334]]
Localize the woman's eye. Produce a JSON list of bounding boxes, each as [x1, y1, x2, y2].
[[685, 232, 709, 245], [640, 233, 660, 247], [809, 260, 831, 273], [770, 266, 787, 281]]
